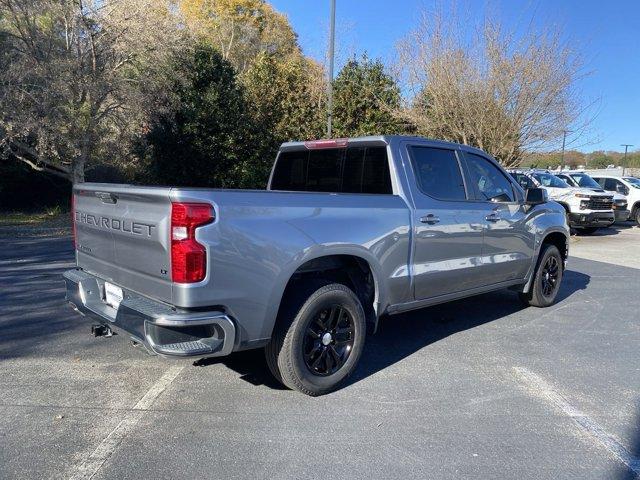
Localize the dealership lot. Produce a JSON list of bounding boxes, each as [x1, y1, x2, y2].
[[1, 227, 639, 479]]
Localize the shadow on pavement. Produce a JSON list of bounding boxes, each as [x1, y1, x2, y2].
[[584, 223, 637, 237], [0, 236, 76, 360], [616, 403, 640, 480], [203, 269, 590, 390]]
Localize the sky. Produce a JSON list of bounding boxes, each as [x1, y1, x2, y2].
[[269, 0, 640, 153]]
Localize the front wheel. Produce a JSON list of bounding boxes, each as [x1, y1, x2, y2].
[[265, 282, 366, 396], [519, 244, 563, 307]]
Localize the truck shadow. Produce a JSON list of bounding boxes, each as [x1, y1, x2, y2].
[[619, 404, 640, 480], [585, 223, 637, 236], [205, 269, 590, 391]]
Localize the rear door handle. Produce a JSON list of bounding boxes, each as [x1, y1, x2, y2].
[[420, 214, 440, 224], [485, 213, 500, 222]]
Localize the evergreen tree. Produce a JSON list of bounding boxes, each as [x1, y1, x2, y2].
[[332, 55, 404, 137], [146, 44, 271, 188]]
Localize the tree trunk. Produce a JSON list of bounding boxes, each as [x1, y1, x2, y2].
[[72, 160, 85, 183], [73, 134, 91, 183]]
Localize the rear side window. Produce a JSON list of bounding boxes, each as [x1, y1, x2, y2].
[[408, 146, 466, 200], [271, 146, 392, 194]]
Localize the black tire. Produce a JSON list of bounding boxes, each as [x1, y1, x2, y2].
[[519, 244, 563, 308], [265, 282, 366, 396], [577, 227, 598, 235], [634, 207, 640, 226]]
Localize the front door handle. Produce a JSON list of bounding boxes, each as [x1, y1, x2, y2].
[[420, 214, 440, 224], [485, 213, 500, 222]]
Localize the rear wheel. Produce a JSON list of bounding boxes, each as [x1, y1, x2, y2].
[[265, 282, 366, 396], [519, 244, 563, 307]]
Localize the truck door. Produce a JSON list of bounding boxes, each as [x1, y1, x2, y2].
[[460, 152, 535, 283], [404, 145, 488, 299]]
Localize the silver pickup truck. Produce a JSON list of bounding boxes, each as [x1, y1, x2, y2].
[[64, 136, 569, 395]]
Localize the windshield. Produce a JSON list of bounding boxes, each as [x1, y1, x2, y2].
[[569, 173, 601, 189], [532, 172, 569, 188], [623, 177, 640, 188]]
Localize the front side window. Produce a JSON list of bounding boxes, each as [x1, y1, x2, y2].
[[408, 146, 467, 201], [532, 172, 569, 188], [510, 172, 536, 189], [603, 178, 618, 191], [556, 174, 576, 187], [569, 173, 601, 189], [464, 153, 515, 202]]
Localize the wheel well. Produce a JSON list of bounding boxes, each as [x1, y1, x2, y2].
[[278, 255, 377, 333], [541, 232, 568, 262]]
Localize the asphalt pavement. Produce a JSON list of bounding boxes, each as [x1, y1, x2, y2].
[[1, 226, 639, 479]]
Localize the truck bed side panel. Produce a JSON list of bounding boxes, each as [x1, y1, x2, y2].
[[169, 189, 411, 345]]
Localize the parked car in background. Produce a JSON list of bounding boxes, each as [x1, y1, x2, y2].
[[64, 136, 569, 396], [555, 171, 630, 223], [592, 175, 640, 225], [508, 169, 614, 234], [623, 176, 640, 186]]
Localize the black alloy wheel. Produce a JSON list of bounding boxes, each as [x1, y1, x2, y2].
[[303, 305, 355, 376], [540, 255, 560, 298]]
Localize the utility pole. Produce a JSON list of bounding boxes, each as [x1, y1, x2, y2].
[[560, 130, 570, 170], [326, 0, 336, 138], [621, 144, 633, 165]]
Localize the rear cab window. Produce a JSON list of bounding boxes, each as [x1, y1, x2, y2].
[[270, 146, 392, 194]]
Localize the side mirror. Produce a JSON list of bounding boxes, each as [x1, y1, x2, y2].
[[525, 187, 547, 205], [616, 184, 628, 195]]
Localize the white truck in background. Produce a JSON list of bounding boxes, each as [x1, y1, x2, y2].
[[508, 169, 614, 234], [591, 175, 640, 225], [555, 171, 630, 223]]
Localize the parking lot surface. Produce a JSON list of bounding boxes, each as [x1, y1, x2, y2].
[[1, 226, 639, 479]]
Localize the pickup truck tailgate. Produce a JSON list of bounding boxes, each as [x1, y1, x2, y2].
[[73, 184, 173, 303]]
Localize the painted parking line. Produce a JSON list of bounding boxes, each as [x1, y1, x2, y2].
[[513, 366, 640, 478], [67, 365, 184, 480]]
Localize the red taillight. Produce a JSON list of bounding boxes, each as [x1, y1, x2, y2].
[[171, 202, 214, 283], [71, 193, 76, 248], [304, 138, 348, 149]]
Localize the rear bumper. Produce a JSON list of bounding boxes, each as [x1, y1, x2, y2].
[[63, 269, 236, 358], [568, 211, 615, 228]]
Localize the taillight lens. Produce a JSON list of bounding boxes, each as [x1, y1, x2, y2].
[[71, 193, 76, 248], [171, 202, 214, 283]]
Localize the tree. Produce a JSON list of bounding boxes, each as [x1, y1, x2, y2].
[[0, 0, 185, 183], [396, 9, 590, 167], [243, 52, 326, 148], [180, 0, 298, 73], [143, 44, 268, 188], [332, 55, 404, 137]]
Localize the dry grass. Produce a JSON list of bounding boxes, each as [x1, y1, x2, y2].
[[0, 210, 71, 237]]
